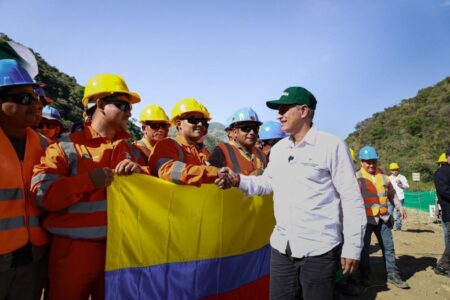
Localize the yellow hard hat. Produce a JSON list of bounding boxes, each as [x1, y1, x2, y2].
[[349, 148, 355, 161], [139, 104, 169, 123], [170, 98, 211, 124], [389, 162, 399, 170], [437, 153, 447, 163], [81, 74, 140, 107]]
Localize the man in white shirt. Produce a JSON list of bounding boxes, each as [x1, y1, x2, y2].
[[216, 87, 367, 300], [388, 162, 409, 231]]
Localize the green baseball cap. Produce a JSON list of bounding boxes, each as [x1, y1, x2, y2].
[[266, 87, 317, 110]]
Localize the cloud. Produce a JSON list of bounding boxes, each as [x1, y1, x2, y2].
[[442, 0, 450, 7]]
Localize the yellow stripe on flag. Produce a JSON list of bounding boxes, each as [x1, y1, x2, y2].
[[106, 174, 274, 271]]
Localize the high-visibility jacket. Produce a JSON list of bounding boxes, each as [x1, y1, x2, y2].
[[356, 167, 393, 218], [0, 127, 49, 255], [148, 135, 218, 186], [213, 141, 267, 175], [31, 123, 147, 240], [133, 138, 153, 160]]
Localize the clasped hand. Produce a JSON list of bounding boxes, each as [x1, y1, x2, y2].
[[214, 167, 239, 189]]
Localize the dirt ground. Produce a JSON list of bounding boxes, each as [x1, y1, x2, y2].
[[343, 210, 450, 300]]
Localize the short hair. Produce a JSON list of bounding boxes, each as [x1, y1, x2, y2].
[[446, 147, 450, 157]]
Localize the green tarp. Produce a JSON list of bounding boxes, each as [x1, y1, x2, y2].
[[404, 191, 436, 212]]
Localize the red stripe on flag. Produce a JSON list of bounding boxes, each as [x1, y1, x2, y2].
[[202, 274, 269, 300]]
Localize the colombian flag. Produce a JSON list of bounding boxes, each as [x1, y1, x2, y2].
[[105, 174, 274, 299]]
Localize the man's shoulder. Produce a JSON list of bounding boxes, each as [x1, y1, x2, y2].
[[315, 129, 343, 145]]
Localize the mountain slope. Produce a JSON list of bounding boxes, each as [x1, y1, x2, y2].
[[346, 77, 450, 183]]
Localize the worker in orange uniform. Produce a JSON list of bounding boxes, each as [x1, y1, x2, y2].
[[0, 59, 49, 299], [31, 74, 147, 300], [149, 98, 224, 186], [134, 104, 170, 159], [208, 107, 267, 175]]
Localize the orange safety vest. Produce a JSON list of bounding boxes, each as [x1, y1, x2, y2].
[[0, 127, 49, 255], [356, 168, 389, 218], [31, 125, 143, 240], [217, 142, 267, 175], [149, 136, 217, 186]]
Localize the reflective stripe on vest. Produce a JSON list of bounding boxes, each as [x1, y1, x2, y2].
[[0, 216, 24, 231], [67, 200, 107, 214], [59, 136, 78, 176], [28, 216, 40, 227], [223, 143, 241, 173], [38, 133, 49, 150], [125, 140, 142, 162], [170, 161, 186, 184], [46, 226, 107, 239], [255, 148, 266, 167], [31, 173, 60, 208], [0, 188, 23, 201]]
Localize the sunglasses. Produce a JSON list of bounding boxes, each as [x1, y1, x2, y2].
[[38, 122, 59, 129], [184, 117, 209, 128], [0, 93, 39, 106], [103, 98, 132, 112], [361, 159, 377, 165], [237, 125, 260, 133], [144, 122, 169, 130]]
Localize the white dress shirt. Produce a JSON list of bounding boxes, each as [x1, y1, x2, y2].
[[389, 174, 409, 200], [239, 127, 367, 260]]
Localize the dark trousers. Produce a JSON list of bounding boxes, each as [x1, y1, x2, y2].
[[438, 221, 450, 268], [270, 244, 339, 300]]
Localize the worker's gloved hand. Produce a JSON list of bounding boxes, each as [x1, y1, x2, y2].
[[115, 159, 141, 176], [216, 167, 231, 189], [89, 167, 114, 188]]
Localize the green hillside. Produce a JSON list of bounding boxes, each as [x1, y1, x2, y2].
[[346, 77, 450, 187], [0, 33, 142, 140]]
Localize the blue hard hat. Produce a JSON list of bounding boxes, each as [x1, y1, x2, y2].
[[42, 106, 63, 123], [230, 107, 262, 127], [359, 146, 379, 160], [0, 59, 36, 88], [224, 115, 233, 130], [259, 120, 286, 140]]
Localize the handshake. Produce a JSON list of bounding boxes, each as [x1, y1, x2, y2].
[[214, 167, 240, 189]]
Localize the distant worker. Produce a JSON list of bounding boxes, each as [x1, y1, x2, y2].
[[31, 85, 53, 131], [0, 59, 49, 299], [258, 120, 286, 158], [37, 106, 64, 141], [134, 104, 170, 159], [388, 162, 409, 231], [356, 146, 409, 289], [208, 107, 267, 175], [435, 152, 449, 246], [433, 148, 450, 277], [149, 98, 225, 186], [224, 115, 235, 142], [31, 74, 146, 300]]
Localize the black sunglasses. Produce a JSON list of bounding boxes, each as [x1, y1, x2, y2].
[[144, 122, 169, 130], [237, 125, 260, 133], [38, 121, 59, 129], [103, 98, 132, 112], [0, 92, 39, 106], [184, 117, 209, 128]]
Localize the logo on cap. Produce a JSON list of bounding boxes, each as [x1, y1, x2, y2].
[[282, 92, 289, 96]]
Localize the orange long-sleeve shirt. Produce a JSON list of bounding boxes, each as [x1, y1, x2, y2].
[[148, 135, 218, 186]]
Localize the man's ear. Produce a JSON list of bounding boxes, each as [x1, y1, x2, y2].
[[96, 98, 105, 111]]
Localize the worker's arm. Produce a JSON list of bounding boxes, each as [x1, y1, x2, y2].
[[330, 141, 367, 261], [398, 175, 409, 190], [31, 143, 99, 212], [149, 139, 218, 186], [388, 181, 407, 219], [111, 140, 150, 175]]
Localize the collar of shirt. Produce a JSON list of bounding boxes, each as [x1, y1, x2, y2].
[[287, 126, 318, 148], [83, 122, 131, 141]]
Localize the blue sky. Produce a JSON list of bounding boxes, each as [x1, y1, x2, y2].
[[1, 0, 450, 139]]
